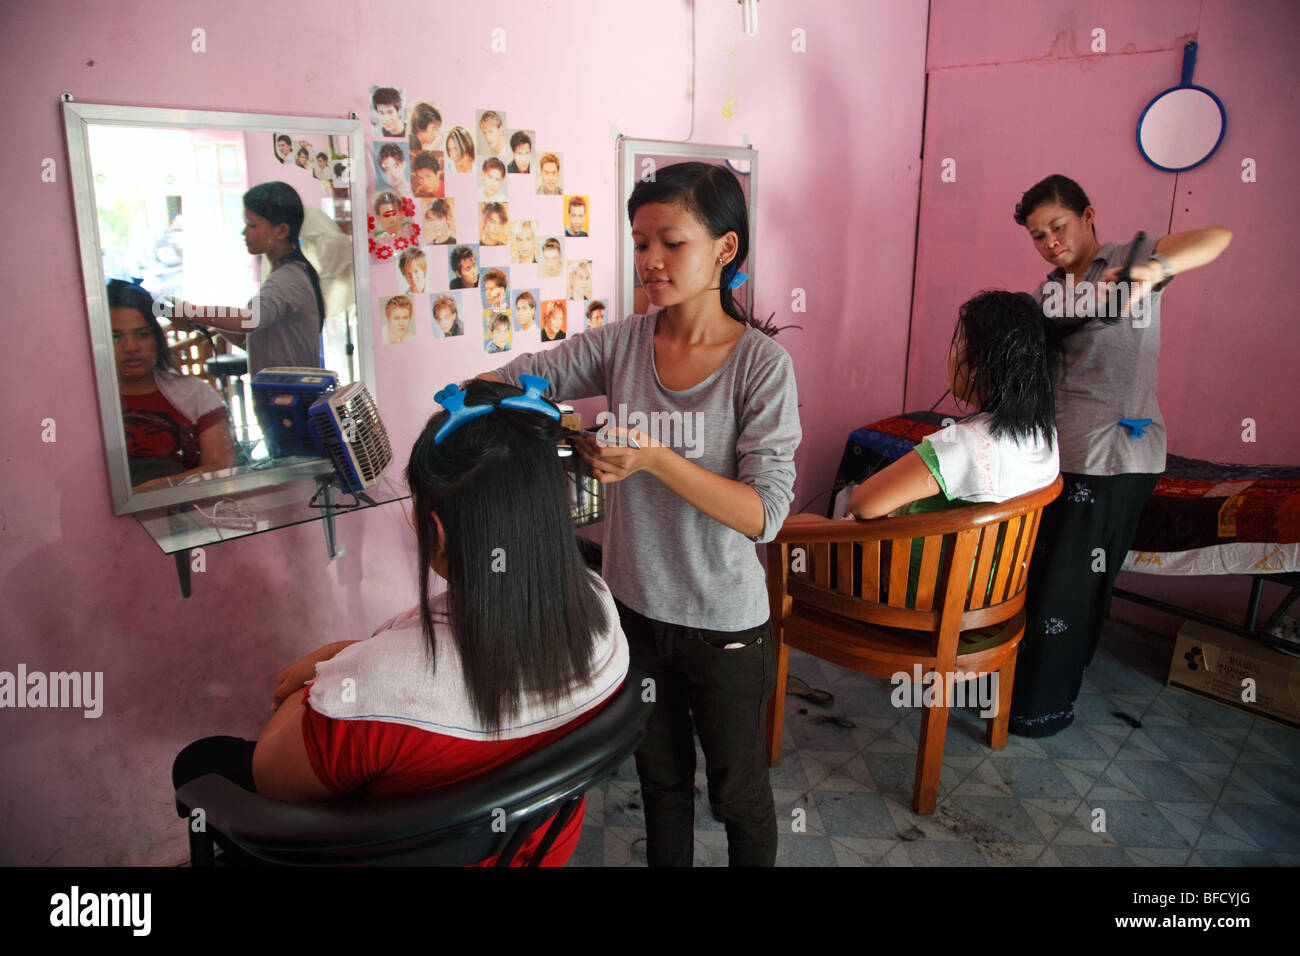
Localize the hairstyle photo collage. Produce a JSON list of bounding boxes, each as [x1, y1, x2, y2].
[[367, 86, 608, 353], [271, 131, 350, 191]]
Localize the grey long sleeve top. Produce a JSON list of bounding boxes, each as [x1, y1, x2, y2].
[[494, 312, 801, 631]]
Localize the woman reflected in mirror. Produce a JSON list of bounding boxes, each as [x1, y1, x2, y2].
[[109, 279, 236, 492], [170, 182, 326, 376]]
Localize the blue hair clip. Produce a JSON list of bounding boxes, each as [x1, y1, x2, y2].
[[728, 271, 749, 291], [433, 383, 494, 444], [432, 375, 560, 444], [500, 374, 560, 421], [1118, 418, 1154, 439]]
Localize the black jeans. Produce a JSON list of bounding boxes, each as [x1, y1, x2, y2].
[[1010, 472, 1160, 736], [615, 600, 777, 867]]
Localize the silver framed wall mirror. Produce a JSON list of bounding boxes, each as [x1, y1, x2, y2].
[[63, 99, 375, 515], [615, 138, 757, 321]]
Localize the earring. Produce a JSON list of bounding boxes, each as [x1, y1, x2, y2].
[[718, 257, 725, 264]]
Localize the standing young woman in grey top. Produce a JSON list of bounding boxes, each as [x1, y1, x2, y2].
[[173, 182, 326, 376], [484, 162, 801, 866], [1009, 174, 1231, 737]]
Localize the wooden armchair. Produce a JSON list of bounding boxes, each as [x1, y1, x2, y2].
[[167, 330, 220, 391], [765, 476, 1062, 814]]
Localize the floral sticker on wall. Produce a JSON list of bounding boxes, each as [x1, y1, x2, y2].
[[368, 191, 421, 262]]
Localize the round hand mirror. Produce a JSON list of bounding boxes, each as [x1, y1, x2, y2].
[[1136, 40, 1226, 172]]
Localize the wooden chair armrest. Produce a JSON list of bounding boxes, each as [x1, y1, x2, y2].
[[772, 476, 1062, 545]]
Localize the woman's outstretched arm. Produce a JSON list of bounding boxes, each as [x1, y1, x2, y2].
[[1101, 226, 1233, 286], [1152, 226, 1233, 274], [848, 449, 940, 520]]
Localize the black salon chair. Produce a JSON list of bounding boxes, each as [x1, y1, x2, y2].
[[175, 665, 648, 866]]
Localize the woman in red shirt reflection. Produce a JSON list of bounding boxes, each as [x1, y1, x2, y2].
[[109, 279, 235, 492]]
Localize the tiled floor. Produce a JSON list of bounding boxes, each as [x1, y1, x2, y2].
[[569, 620, 1300, 866]]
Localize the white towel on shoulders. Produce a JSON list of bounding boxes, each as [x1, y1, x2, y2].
[[308, 572, 629, 741]]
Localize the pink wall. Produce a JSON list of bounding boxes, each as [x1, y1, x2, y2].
[[909, 0, 1300, 632], [0, 0, 928, 864]]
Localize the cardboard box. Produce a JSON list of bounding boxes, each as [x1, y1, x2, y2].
[[1168, 618, 1300, 730]]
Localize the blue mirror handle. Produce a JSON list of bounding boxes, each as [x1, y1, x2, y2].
[[1180, 40, 1197, 87]]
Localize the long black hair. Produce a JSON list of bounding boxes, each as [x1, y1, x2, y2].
[[243, 182, 327, 331], [405, 379, 607, 732], [953, 290, 1063, 447], [627, 161, 751, 326], [107, 278, 177, 373]]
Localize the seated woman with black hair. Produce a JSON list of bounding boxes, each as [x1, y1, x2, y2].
[[173, 378, 628, 866], [850, 290, 1061, 520], [109, 279, 236, 492], [847, 291, 1062, 605]]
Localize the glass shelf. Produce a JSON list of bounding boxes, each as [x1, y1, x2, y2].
[[134, 474, 410, 596], [138, 449, 605, 597]]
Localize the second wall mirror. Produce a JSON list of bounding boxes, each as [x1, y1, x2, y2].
[[615, 138, 758, 322]]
